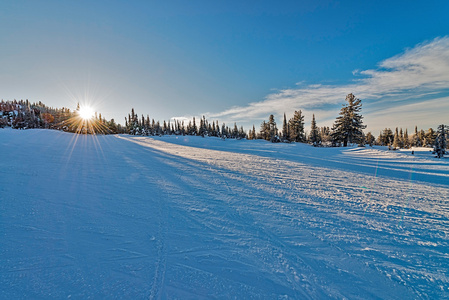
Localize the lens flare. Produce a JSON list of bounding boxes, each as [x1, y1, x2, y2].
[[78, 106, 95, 120], [63, 103, 109, 135]]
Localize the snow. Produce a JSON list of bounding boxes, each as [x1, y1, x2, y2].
[[1, 128, 448, 299]]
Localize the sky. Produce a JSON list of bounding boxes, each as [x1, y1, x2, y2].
[[0, 0, 448, 134]]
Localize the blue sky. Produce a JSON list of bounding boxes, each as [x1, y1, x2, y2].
[[1, 1, 448, 133]]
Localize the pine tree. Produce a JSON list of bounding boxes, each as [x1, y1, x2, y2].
[[282, 113, 289, 142], [238, 126, 246, 139], [418, 129, 425, 146], [221, 123, 227, 138], [378, 128, 394, 146], [365, 132, 375, 146], [289, 110, 305, 142], [199, 115, 207, 137], [434, 124, 448, 158], [163, 120, 168, 134], [412, 126, 421, 147], [126, 108, 140, 135], [309, 114, 319, 146], [248, 124, 256, 140], [331, 93, 366, 147], [404, 129, 410, 148], [259, 121, 268, 140], [181, 121, 186, 135], [232, 123, 239, 139], [186, 117, 198, 135], [393, 127, 401, 149], [424, 128, 436, 147], [266, 114, 278, 142]]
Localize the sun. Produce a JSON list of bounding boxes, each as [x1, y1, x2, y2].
[[78, 105, 95, 120], [66, 102, 108, 135]]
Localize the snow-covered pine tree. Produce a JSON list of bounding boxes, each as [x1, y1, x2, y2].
[[289, 110, 305, 142], [232, 123, 239, 139], [412, 126, 421, 147], [418, 129, 426, 146], [309, 114, 319, 146], [221, 123, 227, 138], [207, 122, 212, 136], [199, 116, 207, 137], [216, 121, 220, 137], [267, 114, 278, 142], [377, 128, 394, 146], [434, 124, 448, 158], [424, 128, 436, 147], [282, 113, 290, 142], [365, 132, 375, 146], [181, 121, 186, 135], [404, 129, 410, 148], [127, 108, 140, 135], [393, 127, 401, 149], [249, 124, 256, 140], [259, 120, 268, 140], [145, 115, 151, 135], [331, 93, 366, 147], [163, 120, 168, 135], [238, 126, 246, 139], [211, 121, 216, 136], [319, 127, 329, 144]]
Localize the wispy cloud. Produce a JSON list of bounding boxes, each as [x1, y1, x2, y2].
[[367, 96, 449, 132], [207, 36, 449, 131]]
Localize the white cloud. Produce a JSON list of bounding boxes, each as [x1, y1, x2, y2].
[[170, 116, 192, 123], [365, 96, 449, 132], [207, 36, 449, 132]]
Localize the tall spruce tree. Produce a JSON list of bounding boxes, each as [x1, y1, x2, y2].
[[412, 126, 421, 147], [190, 117, 198, 135], [289, 110, 305, 142], [404, 129, 409, 148], [282, 113, 289, 142], [424, 128, 436, 147], [378, 128, 394, 146], [434, 124, 448, 158], [265, 114, 278, 142], [249, 124, 256, 140], [320, 126, 331, 144], [365, 132, 375, 146], [393, 127, 401, 149], [331, 93, 366, 146], [309, 114, 319, 146]]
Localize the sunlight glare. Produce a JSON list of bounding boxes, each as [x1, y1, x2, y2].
[[79, 105, 95, 120]]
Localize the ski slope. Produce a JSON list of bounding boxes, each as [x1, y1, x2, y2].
[[1, 129, 448, 299]]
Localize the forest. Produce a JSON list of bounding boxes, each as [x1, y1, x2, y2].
[[1, 95, 447, 154]]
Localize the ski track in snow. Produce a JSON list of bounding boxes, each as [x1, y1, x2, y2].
[[1, 129, 448, 299]]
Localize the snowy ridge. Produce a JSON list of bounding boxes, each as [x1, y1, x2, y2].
[[1, 129, 448, 299]]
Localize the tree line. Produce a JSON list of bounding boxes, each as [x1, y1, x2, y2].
[[0, 99, 123, 134], [251, 93, 366, 147], [1, 96, 447, 155], [123, 93, 367, 146], [125, 108, 247, 139], [251, 93, 448, 154]]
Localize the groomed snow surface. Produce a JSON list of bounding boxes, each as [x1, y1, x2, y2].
[[1, 129, 448, 299]]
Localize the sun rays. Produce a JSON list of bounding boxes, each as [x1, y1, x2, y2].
[[78, 105, 95, 120], [63, 103, 110, 164], [63, 103, 109, 135]]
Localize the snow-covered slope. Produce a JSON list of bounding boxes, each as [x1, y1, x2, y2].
[[1, 129, 448, 299]]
